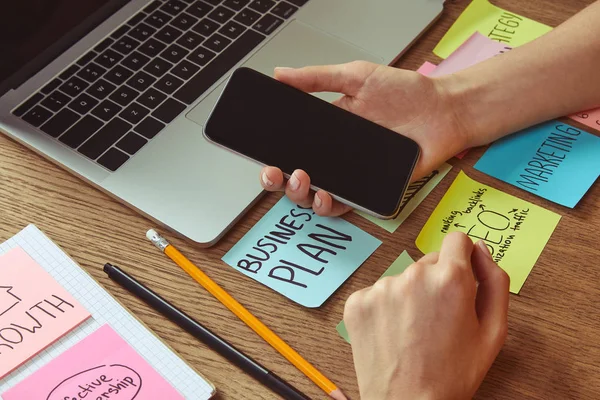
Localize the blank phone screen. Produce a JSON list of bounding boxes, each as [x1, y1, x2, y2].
[[204, 68, 421, 218]]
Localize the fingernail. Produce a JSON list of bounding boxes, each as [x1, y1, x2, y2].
[[288, 173, 300, 191], [275, 66, 293, 71], [477, 241, 492, 259], [314, 192, 322, 208], [261, 172, 273, 187]]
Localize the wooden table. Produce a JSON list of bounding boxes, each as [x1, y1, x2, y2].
[[2, 0, 599, 398]]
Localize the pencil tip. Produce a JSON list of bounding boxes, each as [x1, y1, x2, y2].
[[329, 389, 348, 400]]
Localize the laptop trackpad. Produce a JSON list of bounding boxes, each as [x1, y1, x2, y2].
[[186, 20, 383, 126]]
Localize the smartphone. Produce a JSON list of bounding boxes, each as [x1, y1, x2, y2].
[[204, 67, 421, 219]]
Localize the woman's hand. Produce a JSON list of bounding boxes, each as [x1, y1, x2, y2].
[[259, 61, 470, 216], [344, 233, 510, 400]]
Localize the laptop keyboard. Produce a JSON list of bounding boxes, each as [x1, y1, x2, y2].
[[12, 0, 309, 172]]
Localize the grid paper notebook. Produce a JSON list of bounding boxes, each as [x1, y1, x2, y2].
[[0, 224, 215, 399]]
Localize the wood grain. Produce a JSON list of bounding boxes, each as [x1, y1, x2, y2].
[[1, 1, 599, 398]]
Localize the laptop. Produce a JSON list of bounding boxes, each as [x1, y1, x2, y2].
[[0, 0, 444, 246]]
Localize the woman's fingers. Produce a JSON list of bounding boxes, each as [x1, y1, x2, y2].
[[313, 190, 353, 217], [260, 166, 285, 192], [284, 169, 314, 208]]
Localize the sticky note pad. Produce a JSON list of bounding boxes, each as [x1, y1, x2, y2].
[[416, 171, 560, 293], [0, 247, 90, 379], [416, 61, 437, 75], [571, 108, 600, 131], [3, 324, 184, 399], [475, 121, 600, 207], [223, 197, 382, 307], [336, 251, 415, 343], [434, 0, 551, 59], [357, 163, 452, 233]]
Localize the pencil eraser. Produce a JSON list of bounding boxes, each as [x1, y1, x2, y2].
[[146, 229, 158, 241]]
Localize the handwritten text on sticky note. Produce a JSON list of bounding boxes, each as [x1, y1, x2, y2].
[[571, 109, 600, 131], [223, 197, 381, 307], [434, 0, 551, 59], [3, 324, 184, 399], [416, 171, 560, 293], [475, 121, 600, 207], [0, 247, 90, 379]]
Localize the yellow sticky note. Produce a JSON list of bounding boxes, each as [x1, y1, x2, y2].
[[416, 171, 560, 293], [434, 0, 552, 59]]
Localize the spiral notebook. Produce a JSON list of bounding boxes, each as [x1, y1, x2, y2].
[[0, 224, 215, 399]]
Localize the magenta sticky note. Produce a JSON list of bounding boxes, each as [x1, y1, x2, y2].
[[3, 324, 184, 399], [416, 61, 437, 76], [570, 109, 600, 131], [0, 247, 90, 378]]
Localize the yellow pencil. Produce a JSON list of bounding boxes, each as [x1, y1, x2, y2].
[[146, 229, 347, 400]]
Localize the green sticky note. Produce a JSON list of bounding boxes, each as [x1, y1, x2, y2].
[[356, 163, 452, 233], [434, 0, 552, 59], [336, 251, 415, 343]]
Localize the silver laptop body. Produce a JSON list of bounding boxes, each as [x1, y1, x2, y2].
[[0, 0, 443, 246]]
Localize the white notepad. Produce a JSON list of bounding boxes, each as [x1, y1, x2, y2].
[[0, 224, 215, 399]]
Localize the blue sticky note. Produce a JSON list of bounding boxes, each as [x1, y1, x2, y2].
[[222, 197, 382, 307], [475, 121, 600, 207]]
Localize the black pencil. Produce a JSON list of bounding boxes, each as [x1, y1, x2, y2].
[[104, 263, 310, 400]]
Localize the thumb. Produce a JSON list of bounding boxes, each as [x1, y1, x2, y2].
[[273, 61, 376, 95], [472, 241, 510, 346]]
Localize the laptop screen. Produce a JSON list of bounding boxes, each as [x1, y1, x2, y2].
[[0, 0, 120, 91]]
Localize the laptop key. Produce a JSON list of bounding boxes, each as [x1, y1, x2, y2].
[[234, 8, 260, 26], [271, 2, 298, 19], [186, 1, 214, 19], [117, 132, 148, 155], [146, 10, 172, 29], [138, 38, 167, 58], [87, 79, 117, 100], [219, 20, 246, 39], [94, 38, 114, 53], [119, 102, 150, 125], [41, 79, 62, 95], [97, 148, 130, 171], [161, 0, 187, 16], [41, 91, 71, 112], [155, 25, 184, 44], [95, 49, 124, 69], [109, 85, 140, 107], [171, 12, 199, 31], [176, 31, 204, 50], [286, 0, 308, 6], [144, 0, 162, 14], [59, 115, 103, 148], [144, 57, 173, 77], [171, 60, 200, 80], [110, 25, 131, 40], [22, 105, 53, 127], [127, 71, 157, 92], [204, 33, 231, 52], [154, 74, 184, 94], [208, 6, 235, 24], [122, 51, 151, 71], [40, 108, 80, 138], [138, 88, 167, 109], [59, 65, 80, 81], [69, 93, 99, 114], [104, 65, 134, 86], [204, 0, 223, 5], [192, 18, 220, 37], [223, 0, 249, 11], [129, 23, 157, 42], [78, 117, 132, 159], [13, 93, 44, 117], [134, 116, 165, 138], [76, 51, 98, 67], [126, 12, 146, 27], [112, 35, 141, 55], [161, 44, 189, 63], [77, 63, 107, 83], [174, 29, 264, 104], [60, 77, 89, 97], [253, 13, 283, 35], [91, 99, 123, 121], [152, 98, 186, 123], [187, 46, 216, 66], [248, 0, 275, 13]]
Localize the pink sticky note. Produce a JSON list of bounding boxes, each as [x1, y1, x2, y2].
[[416, 61, 437, 76], [570, 109, 600, 131], [430, 32, 512, 77], [3, 324, 184, 399], [0, 247, 90, 378]]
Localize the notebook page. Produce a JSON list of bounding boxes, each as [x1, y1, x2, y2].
[[0, 224, 214, 399]]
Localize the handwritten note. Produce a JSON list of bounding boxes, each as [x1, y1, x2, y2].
[[0, 247, 90, 379], [336, 251, 415, 343], [3, 324, 184, 399], [475, 121, 600, 207], [434, 0, 551, 59], [571, 108, 600, 131], [416, 171, 560, 293], [223, 197, 382, 307], [357, 163, 452, 232]]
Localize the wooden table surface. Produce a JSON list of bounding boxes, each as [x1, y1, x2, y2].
[[2, 0, 600, 398]]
